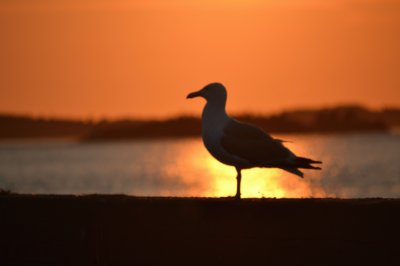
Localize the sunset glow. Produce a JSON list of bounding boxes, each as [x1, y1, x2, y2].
[[163, 138, 327, 198], [1, 0, 399, 119]]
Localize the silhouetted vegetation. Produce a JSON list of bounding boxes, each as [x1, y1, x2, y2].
[[240, 105, 390, 133], [75, 106, 399, 141], [0, 187, 13, 195], [84, 116, 200, 141], [0, 114, 94, 139], [1, 105, 399, 141]]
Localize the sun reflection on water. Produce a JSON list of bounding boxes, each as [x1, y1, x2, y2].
[[163, 138, 327, 198], [2, 134, 398, 197]]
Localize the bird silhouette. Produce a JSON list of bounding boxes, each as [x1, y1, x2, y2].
[[187, 82, 322, 199]]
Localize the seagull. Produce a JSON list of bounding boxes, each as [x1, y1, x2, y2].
[[187, 82, 322, 199]]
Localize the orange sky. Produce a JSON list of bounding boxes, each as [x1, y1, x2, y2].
[[1, 0, 399, 119]]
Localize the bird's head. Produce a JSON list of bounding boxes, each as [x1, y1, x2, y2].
[[186, 82, 227, 104]]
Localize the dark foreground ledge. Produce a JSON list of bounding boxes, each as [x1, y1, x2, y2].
[[1, 195, 399, 266]]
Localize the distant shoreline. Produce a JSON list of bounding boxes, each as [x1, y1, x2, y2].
[[0, 131, 397, 143], [1, 105, 400, 141], [1, 194, 399, 265]]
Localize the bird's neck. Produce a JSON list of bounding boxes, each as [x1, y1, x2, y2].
[[202, 101, 230, 127]]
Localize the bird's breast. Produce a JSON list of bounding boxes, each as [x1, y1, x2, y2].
[[201, 119, 251, 168]]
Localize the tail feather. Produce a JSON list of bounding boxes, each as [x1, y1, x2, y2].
[[297, 165, 322, 170], [262, 156, 322, 178], [295, 156, 322, 165], [292, 156, 322, 170], [281, 167, 304, 178]]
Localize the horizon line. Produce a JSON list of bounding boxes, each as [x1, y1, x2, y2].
[[1, 103, 400, 122]]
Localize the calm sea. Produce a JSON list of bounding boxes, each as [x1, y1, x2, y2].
[[0, 133, 399, 198]]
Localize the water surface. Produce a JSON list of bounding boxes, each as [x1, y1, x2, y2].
[[0, 134, 399, 198]]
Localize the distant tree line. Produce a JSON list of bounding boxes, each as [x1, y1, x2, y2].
[[0, 115, 93, 139], [1, 106, 399, 140]]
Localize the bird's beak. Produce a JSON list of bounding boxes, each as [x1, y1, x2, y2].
[[186, 90, 202, 99]]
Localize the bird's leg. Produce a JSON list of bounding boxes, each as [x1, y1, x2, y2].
[[235, 167, 242, 199]]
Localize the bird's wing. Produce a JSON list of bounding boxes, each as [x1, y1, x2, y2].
[[220, 119, 293, 166]]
